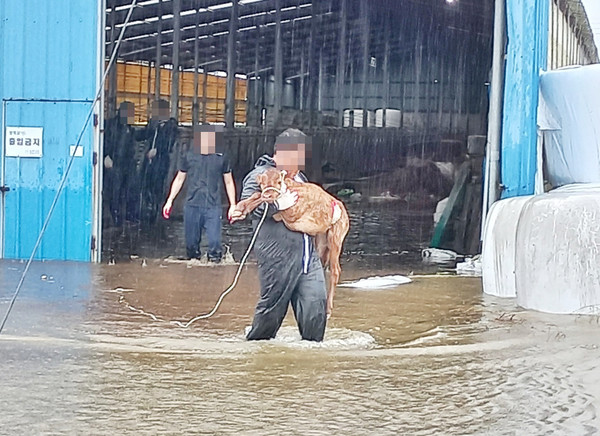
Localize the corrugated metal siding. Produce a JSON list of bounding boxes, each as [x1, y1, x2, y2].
[[548, 0, 599, 69], [500, 0, 549, 199], [0, 0, 99, 261]]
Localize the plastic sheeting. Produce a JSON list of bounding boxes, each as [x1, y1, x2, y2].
[[482, 185, 600, 314], [481, 196, 532, 297], [538, 65, 600, 187], [339, 275, 412, 289], [515, 185, 600, 314]]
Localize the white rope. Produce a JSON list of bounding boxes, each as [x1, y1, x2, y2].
[[260, 173, 287, 197], [261, 186, 281, 195], [117, 206, 269, 328], [170, 206, 269, 327], [119, 295, 164, 322]]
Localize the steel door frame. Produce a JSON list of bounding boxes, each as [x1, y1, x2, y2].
[[94, 0, 106, 263], [0, 99, 6, 257]]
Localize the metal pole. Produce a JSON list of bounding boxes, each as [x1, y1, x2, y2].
[[193, 0, 200, 126], [360, 0, 369, 128], [93, 0, 106, 262], [349, 60, 354, 126], [155, 0, 163, 100], [566, 12, 571, 65], [555, 0, 560, 68], [550, 0, 555, 69], [273, 0, 283, 127], [147, 61, 153, 121], [570, 18, 576, 64], [225, 0, 239, 128], [317, 47, 324, 113], [299, 46, 305, 112], [382, 2, 391, 127], [560, 9, 567, 67], [108, 0, 118, 117], [254, 26, 261, 112], [481, 0, 506, 234], [307, 1, 317, 126], [577, 32, 580, 64], [571, 14, 575, 64], [335, 0, 347, 127], [170, 0, 181, 120], [202, 70, 208, 123], [1, 100, 7, 257], [203, 7, 212, 124], [554, 0, 559, 68]]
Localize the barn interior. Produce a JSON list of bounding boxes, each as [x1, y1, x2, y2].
[[101, 0, 494, 265]]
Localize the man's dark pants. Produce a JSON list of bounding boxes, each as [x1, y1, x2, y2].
[[245, 218, 328, 342], [184, 204, 222, 261]]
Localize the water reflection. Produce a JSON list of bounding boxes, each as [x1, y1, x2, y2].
[[1, 259, 599, 434]]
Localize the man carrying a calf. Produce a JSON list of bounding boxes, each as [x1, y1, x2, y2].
[[231, 128, 328, 342]]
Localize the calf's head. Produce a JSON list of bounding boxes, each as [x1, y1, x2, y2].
[[256, 169, 288, 202]]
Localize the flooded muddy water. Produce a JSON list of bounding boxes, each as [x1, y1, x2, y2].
[[1, 259, 599, 435]]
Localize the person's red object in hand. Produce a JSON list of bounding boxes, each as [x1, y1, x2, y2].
[[162, 205, 171, 219]]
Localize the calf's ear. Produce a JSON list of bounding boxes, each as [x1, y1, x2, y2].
[[279, 170, 288, 184], [256, 173, 266, 185]]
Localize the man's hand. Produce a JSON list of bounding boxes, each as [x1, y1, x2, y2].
[[227, 204, 237, 221], [162, 200, 173, 219], [275, 190, 298, 211], [104, 155, 113, 169], [229, 209, 246, 223]]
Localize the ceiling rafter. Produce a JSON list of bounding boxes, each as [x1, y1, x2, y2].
[[107, 0, 495, 77]]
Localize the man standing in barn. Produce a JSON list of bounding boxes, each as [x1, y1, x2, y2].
[[230, 128, 328, 342], [162, 125, 237, 263], [103, 101, 137, 227], [139, 99, 179, 225]]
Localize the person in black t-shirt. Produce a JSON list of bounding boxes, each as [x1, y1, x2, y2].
[[162, 125, 237, 262]]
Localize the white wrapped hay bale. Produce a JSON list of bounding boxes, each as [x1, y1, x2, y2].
[[482, 196, 532, 298], [515, 185, 600, 314]]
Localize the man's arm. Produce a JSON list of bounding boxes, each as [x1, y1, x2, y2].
[[223, 172, 237, 220], [230, 167, 297, 222], [231, 167, 274, 222], [162, 170, 187, 219]]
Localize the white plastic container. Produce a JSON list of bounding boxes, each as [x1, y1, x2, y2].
[[375, 109, 401, 128], [343, 109, 375, 127]]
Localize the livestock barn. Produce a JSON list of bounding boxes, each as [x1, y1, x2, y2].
[[0, 0, 596, 262]]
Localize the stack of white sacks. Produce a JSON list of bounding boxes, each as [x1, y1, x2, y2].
[[482, 65, 600, 314]]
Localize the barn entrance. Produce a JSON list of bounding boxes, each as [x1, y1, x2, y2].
[[100, 0, 494, 264]]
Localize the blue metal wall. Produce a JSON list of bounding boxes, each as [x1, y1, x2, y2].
[[500, 0, 549, 198], [0, 0, 99, 261]]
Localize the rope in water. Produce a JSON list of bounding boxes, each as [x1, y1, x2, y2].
[[0, 0, 140, 335], [118, 206, 269, 328]]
